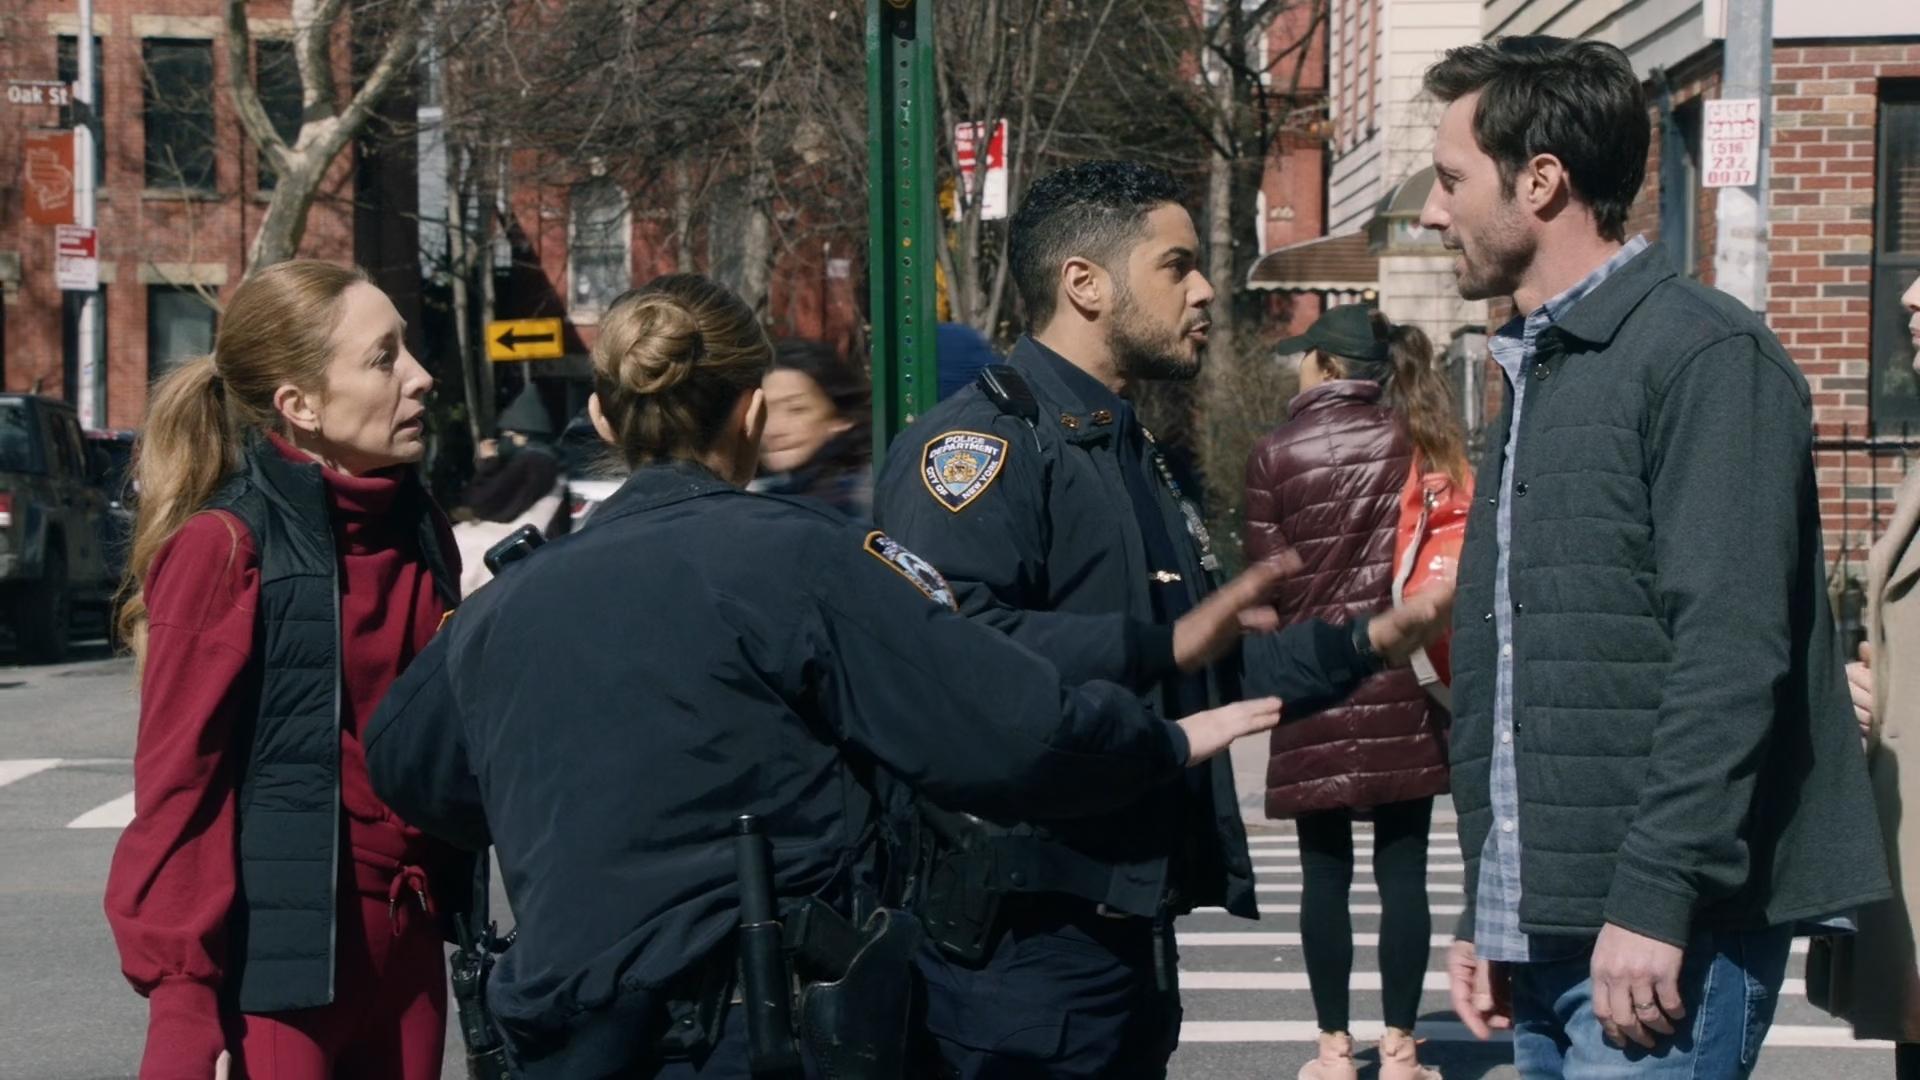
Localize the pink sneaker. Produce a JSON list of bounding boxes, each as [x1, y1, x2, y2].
[[1377, 1026, 1443, 1080], [1297, 1030, 1358, 1080]]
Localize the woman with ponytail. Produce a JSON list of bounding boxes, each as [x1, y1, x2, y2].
[[1243, 304, 1466, 1080], [105, 260, 462, 1079]]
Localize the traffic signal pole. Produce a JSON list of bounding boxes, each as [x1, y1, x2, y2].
[[865, 0, 940, 465]]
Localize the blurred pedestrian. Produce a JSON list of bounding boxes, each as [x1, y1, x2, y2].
[[936, 321, 1000, 400], [362, 272, 1291, 1078], [452, 387, 570, 597], [1423, 38, 1887, 1080], [755, 338, 873, 517], [1243, 304, 1465, 1080], [1808, 275, 1920, 1077], [105, 260, 463, 1080]]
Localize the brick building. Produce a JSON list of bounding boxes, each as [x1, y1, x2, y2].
[[1242, 0, 1334, 339], [0, 0, 424, 430], [1247, 0, 1490, 398]]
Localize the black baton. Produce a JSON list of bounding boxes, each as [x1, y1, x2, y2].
[[734, 815, 802, 1076]]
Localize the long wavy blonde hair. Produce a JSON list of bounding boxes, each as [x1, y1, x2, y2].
[[117, 261, 368, 659]]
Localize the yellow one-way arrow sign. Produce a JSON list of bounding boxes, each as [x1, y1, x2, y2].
[[486, 318, 564, 362]]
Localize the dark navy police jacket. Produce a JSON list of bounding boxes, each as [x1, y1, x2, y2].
[[364, 460, 1194, 1076], [875, 337, 1379, 921]]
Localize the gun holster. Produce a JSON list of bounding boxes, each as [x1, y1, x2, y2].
[[912, 807, 1002, 964], [450, 936, 512, 1080], [796, 908, 923, 1080], [451, 853, 513, 1080]]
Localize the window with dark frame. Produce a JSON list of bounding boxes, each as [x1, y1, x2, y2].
[[255, 38, 302, 191], [147, 286, 217, 381], [1872, 84, 1920, 433], [57, 35, 106, 186], [142, 38, 216, 192]]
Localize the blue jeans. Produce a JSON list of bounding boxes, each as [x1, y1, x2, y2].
[[1509, 926, 1794, 1080]]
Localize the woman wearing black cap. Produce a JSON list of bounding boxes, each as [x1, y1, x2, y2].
[[1244, 304, 1468, 1080]]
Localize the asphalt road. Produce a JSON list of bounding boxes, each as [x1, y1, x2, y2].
[[0, 639, 1896, 1079]]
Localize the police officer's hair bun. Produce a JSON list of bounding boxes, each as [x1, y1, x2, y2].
[[601, 294, 706, 395], [591, 274, 773, 466]]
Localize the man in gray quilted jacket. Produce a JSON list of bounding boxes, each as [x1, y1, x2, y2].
[[1418, 35, 1890, 1080]]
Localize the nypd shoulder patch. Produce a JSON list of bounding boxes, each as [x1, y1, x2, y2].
[[921, 430, 1008, 513], [863, 531, 957, 610]]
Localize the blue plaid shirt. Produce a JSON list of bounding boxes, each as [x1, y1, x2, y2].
[[1473, 236, 1650, 963]]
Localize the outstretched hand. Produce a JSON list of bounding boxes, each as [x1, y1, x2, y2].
[[1178, 697, 1284, 764]]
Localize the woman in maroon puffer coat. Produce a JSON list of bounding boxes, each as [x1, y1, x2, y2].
[[1243, 304, 1467, 1080]]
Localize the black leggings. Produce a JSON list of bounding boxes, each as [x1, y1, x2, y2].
[[1294, 796, 1435, 1033], [1897, 1042, 1920, 1080]]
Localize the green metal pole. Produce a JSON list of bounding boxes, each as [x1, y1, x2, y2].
[[866, 0, 941, 466]]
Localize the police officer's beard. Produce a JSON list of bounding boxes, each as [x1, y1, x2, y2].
[[1108, 286, 1202, 383]]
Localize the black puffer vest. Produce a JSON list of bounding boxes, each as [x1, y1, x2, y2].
[[206, 436, 458, 1012]]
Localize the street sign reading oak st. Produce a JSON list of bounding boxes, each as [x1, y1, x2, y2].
[[486, 318, 564, 362], [6, 80, 75, 107]]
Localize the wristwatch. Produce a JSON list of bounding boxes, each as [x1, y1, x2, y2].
[[1349, 614, 1385, 676]]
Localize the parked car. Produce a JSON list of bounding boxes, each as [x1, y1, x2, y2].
[[84, 428, 138, 583], [0, 395, 118, 662], [557, 409, 624, 524]]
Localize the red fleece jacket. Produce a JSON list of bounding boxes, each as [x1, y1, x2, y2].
[[104, 435, 458, 1079]]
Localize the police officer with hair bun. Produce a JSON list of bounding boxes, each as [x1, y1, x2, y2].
[[364, 273, 1292, 1079]]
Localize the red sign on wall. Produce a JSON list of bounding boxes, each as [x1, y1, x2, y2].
[[23, 130, 76, 226]]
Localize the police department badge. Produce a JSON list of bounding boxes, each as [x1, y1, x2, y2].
[[921, 431, 1008, 513], [863, 531, 957, 610]]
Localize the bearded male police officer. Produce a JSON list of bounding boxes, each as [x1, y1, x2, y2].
[[874, 161, 1453, 1078]]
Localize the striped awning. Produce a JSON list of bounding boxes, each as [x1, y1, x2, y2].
[[1246, 232, 1379, 293]]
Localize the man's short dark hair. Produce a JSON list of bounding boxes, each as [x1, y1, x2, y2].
[[1423, 36, 1649, 242], [1009, 161, 1186, 330]]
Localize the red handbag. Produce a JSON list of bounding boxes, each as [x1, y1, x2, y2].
[[1391, 457, 1473, 706]]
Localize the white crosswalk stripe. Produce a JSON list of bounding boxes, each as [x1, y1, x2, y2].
[[1253, 862, 1467, 874], [1255, 881, 1467, 894], [1179, 820, 1867, 1065], [0, 757, 139, 822], [67, 791, 137, 829], [0, 759, 62, 789], [1182, 971, 1812, 996], [1198, 902, 1471, 916], [1178, 1021, 1889, 1050], [1176, 930, 1813, 955]]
